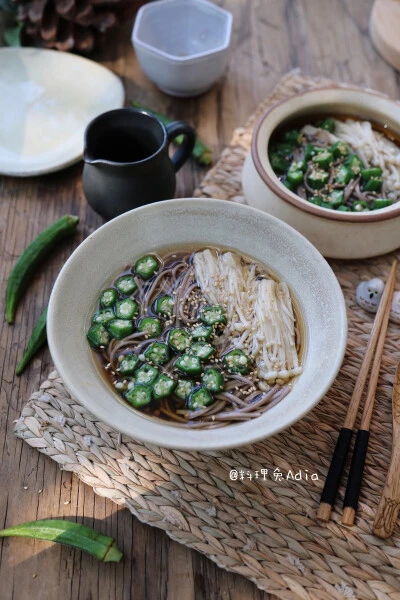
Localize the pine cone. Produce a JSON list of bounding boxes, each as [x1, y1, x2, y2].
[[14, 0, 141, 53]]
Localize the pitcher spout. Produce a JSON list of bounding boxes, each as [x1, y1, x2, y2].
[[83, 150, 107, 166]]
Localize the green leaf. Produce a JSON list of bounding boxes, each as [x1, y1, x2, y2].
[[4, 22, 23, 47]]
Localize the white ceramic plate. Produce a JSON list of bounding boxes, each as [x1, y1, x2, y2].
[[0, 48, 124, 176], [48, 199, 347, 450]]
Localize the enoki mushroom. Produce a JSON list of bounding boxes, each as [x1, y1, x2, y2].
[[95, 248, 302, 429]]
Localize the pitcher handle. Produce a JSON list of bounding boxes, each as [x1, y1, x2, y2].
[[165, 121, 196, 172]]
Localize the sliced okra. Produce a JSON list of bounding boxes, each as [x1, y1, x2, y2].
[[373, 198, 393, 210], [344, 154, 363, 175], [199, 305, 227, 327], [87, 324, 110, 349], [363, 177, 383, 193], [290, 159, 306, 173], [188, 386, 213, 410], [175, 353, 202, 376], [361, 167, 382, 181], [281, 129, 301, 146], [135, 364, 159, 386], [269, 152, 289, 174], [201, 368, 225, 393], [144, 342, 170, 365], [352, 200, 370, 212], [307, 169, 329, 190], [135, 255, 159, 280], [107, 319, 134, 339], [325, 190, 344, 208], [312, 150, 333, 170], [308, 195, 323, 206], [119, 353, 140, 375], [331, 140, 349, 159], [125, 384, 152, 408], [154, 295, 174, 316], [273, 142, 293, 159], [174, 379, 194, 401], [138, 317, 162, 337], [92, 308, 115, 325], [319, 118, 335, 133], [115, 298, 138, 320], [167, 328, 191, 352], [191, 324, 213, 341], [189, 341, 215, 361], [335, 164, 353, 185], [152, 374, 176, 400], [305, 144, 320, 161], [223, 349, 251, 375], [115, 275, 138, 295], [286, 169, 303, 187], [100, 288, 119, 308], [282, 179, 295, 192]]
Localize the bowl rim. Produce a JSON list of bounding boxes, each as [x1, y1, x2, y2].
[[132, 0, 233, 62], [47, 198, 347, 450], [251, 86, 400, 223]]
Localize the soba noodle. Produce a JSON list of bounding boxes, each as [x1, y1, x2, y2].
[[269, 116, 400, 212], [87, 248, 302, 429]]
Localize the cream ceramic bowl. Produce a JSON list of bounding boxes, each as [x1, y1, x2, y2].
[[48, 199, 347, 450], [242, 87, 400, 259]]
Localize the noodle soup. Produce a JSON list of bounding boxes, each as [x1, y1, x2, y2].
[[86, 246, 303, 429], [269, 116, 400, 213]]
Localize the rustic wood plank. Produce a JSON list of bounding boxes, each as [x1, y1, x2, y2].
[[1, 0, 399, 598]]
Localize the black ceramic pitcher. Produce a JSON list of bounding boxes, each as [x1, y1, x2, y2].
[[82, 108, 196, 220]]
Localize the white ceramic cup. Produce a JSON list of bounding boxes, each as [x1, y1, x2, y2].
[[132, 0, 233, 97]]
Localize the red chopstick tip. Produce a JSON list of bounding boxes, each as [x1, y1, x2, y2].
[[341, 507, 355, 526], [317, 503, 332, 522]]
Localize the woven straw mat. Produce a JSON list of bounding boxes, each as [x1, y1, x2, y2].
[[14, 72, 400, 600]]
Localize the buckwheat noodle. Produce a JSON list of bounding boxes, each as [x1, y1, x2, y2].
[[99, 250, 298, 428]]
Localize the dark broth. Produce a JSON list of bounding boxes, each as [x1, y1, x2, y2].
[[90, 245, 304, 428]]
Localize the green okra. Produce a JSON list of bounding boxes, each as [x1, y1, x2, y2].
[[6, 214, 79, 324], [131, 101, 212, 166], [16, 307, 48, 375], [0, 519, 122, 562]]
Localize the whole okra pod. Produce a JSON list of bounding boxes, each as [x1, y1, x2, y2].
[[0, 519, 123, 562], [6, 214, 79, 324], [16, 307, 48, 375]]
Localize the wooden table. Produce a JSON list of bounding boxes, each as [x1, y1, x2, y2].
[[1, 1, 399, 598]]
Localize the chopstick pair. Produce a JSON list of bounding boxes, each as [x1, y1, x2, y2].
[[318, 260, 397, 525]]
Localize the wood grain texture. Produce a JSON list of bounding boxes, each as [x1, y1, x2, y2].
[[370, 0, 400, 71], [374, 363, 400, 538], [1, 1, 400, 598]]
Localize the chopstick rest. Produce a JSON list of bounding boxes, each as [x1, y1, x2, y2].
[[318, 260, 397, 522], [373, 363, 400, 538]]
